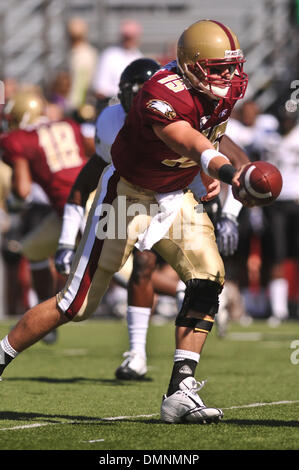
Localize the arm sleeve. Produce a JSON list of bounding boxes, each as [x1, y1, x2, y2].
[[140, 79, 195, 128], [0, 134, 26, 166]]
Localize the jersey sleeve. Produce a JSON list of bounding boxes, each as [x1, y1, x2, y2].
[[138, 74, 195, 128], [94, 104, 126, 163], [0, 132, 26, 166], [94, 108, 113, 163]]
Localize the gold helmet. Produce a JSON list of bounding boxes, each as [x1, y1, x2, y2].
[[3, 88, 46, 130], [177, 19, 248, 100]]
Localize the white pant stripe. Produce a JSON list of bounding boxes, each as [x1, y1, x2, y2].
[[58, 164, 115, 313]]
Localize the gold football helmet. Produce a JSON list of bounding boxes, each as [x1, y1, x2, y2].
[[177, 19, 248, 100], [4, 88, 46, 129]]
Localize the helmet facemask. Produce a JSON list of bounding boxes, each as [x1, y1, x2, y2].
[[118, 58, 161, 113], [118, 82, 143, 113], [177, 19, 248, 102], [182, 54, 247, 101]]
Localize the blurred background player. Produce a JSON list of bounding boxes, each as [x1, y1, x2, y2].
[[0, 88, 88, 341], [261, 109, 299, 326], [223, 100, 282, 324], [55, 55, 249, 381], [92, 19, 143, 111], [66, 17, 98, 112]]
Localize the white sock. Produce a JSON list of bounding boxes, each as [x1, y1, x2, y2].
[[174, 349, 200, 363], [127, 306, 151, 358], [1, 336, 19, 358], [269, 278, 289, 319]]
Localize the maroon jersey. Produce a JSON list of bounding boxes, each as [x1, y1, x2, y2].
[[112, 60, 238, 193], [0, 118, 87, 214]]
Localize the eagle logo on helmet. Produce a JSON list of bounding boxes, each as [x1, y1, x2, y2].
[[146, 99, 177, 120]]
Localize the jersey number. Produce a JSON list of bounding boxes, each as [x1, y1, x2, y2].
[[38, 122, 82, 173], [158, 74, 187, 93]]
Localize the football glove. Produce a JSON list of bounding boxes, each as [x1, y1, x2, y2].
[[6, 192, 32, 213], [54, 244, 75, 276], [216, 213, 239, 257]]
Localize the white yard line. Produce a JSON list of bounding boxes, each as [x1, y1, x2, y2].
[[223, 400, 299, 410], [1, 401, 299, 431], [0, 422, 51, 431], [82, 439, 105, 443]]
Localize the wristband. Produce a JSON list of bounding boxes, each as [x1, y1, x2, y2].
[[218, 164, 237, 184], [201, 149, 229, 176], [58, 203, 84, 247]]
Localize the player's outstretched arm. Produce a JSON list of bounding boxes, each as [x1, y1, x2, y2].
[[219, 134, 250, 167], [153, 120, 242, 185]]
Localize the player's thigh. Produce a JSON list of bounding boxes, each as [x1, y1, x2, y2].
[[21, 211, 61, 261], [57, 166, 155, 321], [154, 192, 225, 285]]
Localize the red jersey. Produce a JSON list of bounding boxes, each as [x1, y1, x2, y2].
[[0, 118, 87, 214], [111, 61, 238, 193]]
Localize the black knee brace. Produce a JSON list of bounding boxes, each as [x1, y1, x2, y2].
[[175, 278, 223, 333]]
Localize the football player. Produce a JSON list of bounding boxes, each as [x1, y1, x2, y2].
[[261, 110, 299, 326], [55, 57, 246, 380], [0, 20, 252, 424], [0, 89, 88, 341]]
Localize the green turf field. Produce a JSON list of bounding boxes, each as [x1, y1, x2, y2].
[[0, 317, 298, 452]]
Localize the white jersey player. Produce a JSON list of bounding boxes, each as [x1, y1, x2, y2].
[[261, 113, 299, 325]]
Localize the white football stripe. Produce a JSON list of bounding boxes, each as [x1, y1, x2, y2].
[[245, 165, 272, 199], [58, 164, 115, 312]]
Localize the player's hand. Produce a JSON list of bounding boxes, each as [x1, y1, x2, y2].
[[216, 214, 239, 256], [231, 165, 256, 207], [200, 173, 221, 202], [54, 244, 75, 276], [6, 192, 32, 213]]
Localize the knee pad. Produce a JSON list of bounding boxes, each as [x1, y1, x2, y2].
[[175, 278, 223, 332]]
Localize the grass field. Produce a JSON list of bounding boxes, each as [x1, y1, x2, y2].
[[0, 316, 299, 455]]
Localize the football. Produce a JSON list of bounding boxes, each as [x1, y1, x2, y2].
[[233, 161, 283, 206]]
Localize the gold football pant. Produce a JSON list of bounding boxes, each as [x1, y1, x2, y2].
[[57, 164, 225, 321], [21, 211, 62, 262]]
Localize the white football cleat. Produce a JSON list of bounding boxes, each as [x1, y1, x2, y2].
[[160, 376, 223, 424], [115, 350, 147, 380]]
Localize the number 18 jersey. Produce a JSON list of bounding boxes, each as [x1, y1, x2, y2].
[[0, 118, 87, 215]]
